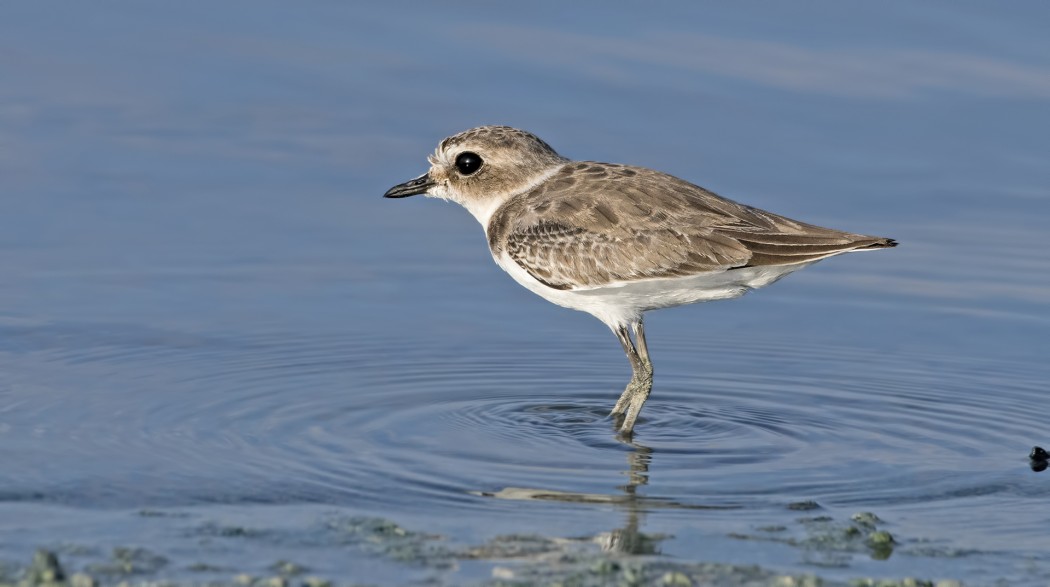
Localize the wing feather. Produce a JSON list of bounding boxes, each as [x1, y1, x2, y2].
[[489, 162, 894, 290]]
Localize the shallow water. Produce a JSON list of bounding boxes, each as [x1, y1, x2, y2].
[[2, 1, 1050, 585]]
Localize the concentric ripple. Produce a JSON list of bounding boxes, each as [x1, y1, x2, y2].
[[2, 317, 1046, 528]]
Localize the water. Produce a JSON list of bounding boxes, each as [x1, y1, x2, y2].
[[2, 1, 1049, 584]]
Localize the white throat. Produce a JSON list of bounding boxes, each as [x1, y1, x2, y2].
[[460, 191, 513, 231], [437, 163, 567, 235]]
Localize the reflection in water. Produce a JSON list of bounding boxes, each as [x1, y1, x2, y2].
[[599, 440, 658, 555], [479, 438, 736, 555]]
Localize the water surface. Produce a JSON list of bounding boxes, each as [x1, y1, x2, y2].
[[2, 1, 1049, 585]]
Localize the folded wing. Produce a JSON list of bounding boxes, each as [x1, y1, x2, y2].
[[491, 162, 896, 291]]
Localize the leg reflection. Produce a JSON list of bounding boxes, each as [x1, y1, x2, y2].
[[599, 440, 660, 554]]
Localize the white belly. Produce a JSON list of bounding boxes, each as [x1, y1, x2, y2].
[[494, 251, 810, 328]]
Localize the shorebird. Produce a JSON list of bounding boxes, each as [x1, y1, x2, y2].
[[384, 126, 896, 434]]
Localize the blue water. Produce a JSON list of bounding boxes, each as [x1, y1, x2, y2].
[[2, 1, 1049, 584]]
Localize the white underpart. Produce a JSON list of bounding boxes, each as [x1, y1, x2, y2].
[[495, 250, 815, 328]]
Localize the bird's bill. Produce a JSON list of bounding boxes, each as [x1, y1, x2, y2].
[[383, 173, 436, 198]]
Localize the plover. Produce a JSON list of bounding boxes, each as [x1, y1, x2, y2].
[[384, 126, 896, 435]]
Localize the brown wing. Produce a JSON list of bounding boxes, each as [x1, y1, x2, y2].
[[504, 220, 752, 290], [490, 162, 895, 290]]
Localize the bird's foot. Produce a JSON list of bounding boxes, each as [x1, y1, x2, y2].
[[610, 370, 653, 435]]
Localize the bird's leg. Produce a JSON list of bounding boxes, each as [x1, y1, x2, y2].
[[610, 319, 654, 434], [632, 320, 653, 377], [610, 324, 639, 418]]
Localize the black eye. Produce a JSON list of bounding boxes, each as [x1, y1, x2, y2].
[[455, 152, 483, 175]]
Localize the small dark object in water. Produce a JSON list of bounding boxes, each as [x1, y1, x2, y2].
[[1030, 446, 1048, 472]]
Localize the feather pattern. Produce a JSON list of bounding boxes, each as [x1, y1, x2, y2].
[[488, 162, 895, 291]]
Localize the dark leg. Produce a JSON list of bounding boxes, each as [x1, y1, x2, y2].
[[609, 319, 653, 434], [632, 320, 652, 374]]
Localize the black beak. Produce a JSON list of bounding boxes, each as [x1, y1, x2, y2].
[[383, 173, 436, 198]]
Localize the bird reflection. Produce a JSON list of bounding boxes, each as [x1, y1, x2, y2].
[[595, 439, 659, 554], [476, 435, 736, 555]]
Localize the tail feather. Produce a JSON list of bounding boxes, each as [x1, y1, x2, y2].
[[741, 234, 896, 267], [857, 237, 897, 250]]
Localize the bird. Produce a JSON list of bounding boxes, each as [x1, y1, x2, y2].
[[384, 126, 896, 435]]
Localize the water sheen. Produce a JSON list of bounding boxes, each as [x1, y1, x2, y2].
[[2, 1, 1050, 584]]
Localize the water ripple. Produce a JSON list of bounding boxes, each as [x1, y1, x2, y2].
[[1, 322, 1045, 518]]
